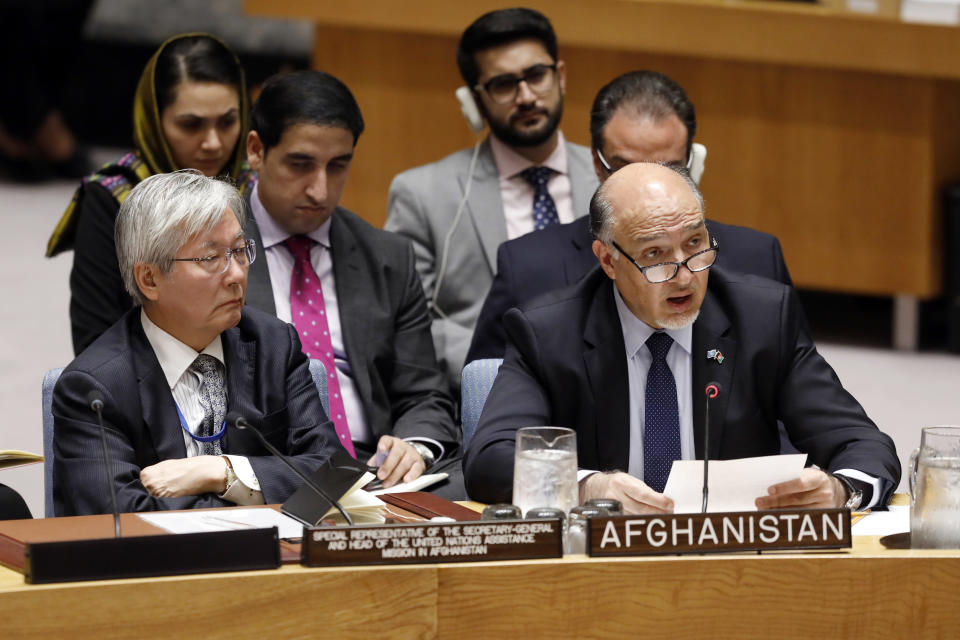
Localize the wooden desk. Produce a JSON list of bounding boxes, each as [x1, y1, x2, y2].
[[1, 534, 957, 639], [246, 0, 960, 345]]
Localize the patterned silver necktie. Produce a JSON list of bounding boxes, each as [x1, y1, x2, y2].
[[190, 354, 225, 456]]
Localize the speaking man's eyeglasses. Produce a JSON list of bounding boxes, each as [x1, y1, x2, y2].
[[611, 236, 718, 284], [172, 239, 257, 275]]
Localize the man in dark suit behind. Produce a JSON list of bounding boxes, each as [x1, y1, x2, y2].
[[243, 71, 461, 497], [463, 162, 900, 513], [54, 171, 338, 516], [467, 70, 792, 362]]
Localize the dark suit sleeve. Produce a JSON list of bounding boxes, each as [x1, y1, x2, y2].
[[245, 323, 338, 504], [775, 287, 899, 504], [466, 242, 517, 363], [463, 308, 553, 503], [770, 237, 792, 287], [69, 184, 133, 355], [53, 370, 234, 515], [383, 242, 459, 449]]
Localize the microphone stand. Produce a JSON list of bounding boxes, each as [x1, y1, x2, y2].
[[88, 391, 121, 538], [228, 413, 354, 526]]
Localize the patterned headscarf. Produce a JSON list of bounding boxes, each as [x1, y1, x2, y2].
[[133, 32, 249, 177]]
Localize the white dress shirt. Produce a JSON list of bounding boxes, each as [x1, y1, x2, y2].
[[140, 310, 263, 505], [249, 186, 373, 446], [489, 131, 576, 240]]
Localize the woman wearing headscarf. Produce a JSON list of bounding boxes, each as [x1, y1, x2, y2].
[[47, 33, 255, 355]]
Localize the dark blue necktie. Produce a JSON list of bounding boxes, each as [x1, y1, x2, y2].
[[520, 166, 560, 230], [644, 332, 680, 493]]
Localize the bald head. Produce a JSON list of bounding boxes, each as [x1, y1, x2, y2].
[[590, 162, 703, 246]]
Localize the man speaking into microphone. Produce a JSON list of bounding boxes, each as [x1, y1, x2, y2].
[[463, 162, 900, 514], [53, 171, 339, 516]]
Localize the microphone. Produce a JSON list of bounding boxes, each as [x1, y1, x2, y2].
[[87, 390, 121, 538], [702, 382, 721, 514], [226, 411, 354, 526]]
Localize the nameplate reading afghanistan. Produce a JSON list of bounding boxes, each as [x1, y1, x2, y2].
[[302, 520, 563, 567], [588, 508, 851, 556]]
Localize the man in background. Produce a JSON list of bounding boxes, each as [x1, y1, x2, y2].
[[244, 71, 462, 497], [386, 7, 598, 392]]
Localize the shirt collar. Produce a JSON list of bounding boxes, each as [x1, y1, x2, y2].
[[489, 130, 569, 181], [250, 183, 331, 250], [141, 309, 224, 389], [612, 283, 692, 359]]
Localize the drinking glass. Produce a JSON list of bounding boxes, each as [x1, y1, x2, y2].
[[910, 425, 960, 549], [512, 426, 578, 517]]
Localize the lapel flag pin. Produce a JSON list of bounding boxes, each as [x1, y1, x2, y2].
[[707, 349, 724, 364]]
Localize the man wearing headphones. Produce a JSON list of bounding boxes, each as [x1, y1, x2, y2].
[[386, 8, 599, 393]]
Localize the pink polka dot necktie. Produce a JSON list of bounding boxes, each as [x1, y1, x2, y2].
[[644, 331, 680, 493], [283, 235, 356, 458]]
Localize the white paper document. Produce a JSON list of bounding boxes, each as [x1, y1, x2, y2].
[[852, 505, 910, 537], [664, 454, 808, 513], [138, 507, 305, 539], [369, 472, 448, 496]]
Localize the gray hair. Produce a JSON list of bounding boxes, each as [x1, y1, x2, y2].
[[589, 162, 704, 247], [115, 170, 245, 305]]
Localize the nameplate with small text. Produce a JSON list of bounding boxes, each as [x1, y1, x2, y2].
[[588, 508, 851, 556], [302, 519, 563, 567]]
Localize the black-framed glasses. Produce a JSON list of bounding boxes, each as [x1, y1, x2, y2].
[[611, 236, 718, 284], [172, 239, 256, 275], [475, 63, 558, 104]]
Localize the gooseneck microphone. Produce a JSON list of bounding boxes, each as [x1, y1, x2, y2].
[[702, 382, 721, 514], [225, 411, 354, 526], [87, 390, 121, 538]]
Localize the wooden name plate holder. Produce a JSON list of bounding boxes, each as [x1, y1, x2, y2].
[[588, 508, 851, 557], [0, 510, 281, 584], [302, 519, 563, 567]]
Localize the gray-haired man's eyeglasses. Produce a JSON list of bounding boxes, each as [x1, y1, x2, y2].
[[611, 236, 718, 284], [172, 239, 257, 275]]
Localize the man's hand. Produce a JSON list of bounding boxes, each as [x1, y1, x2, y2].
[[366, 436, 426, 489], [140, 456, 227, 498], [580, 471, 674, 515], [755, 468, 845, 510]]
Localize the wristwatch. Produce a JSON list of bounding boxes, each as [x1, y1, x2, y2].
[[410, 442, 436, 469], [832, 473, 863, 510]]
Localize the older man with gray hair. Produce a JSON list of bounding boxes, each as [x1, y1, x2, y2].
[[53, 170, 338, 516]]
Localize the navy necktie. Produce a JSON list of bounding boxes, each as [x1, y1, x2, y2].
[[644, 332, 680, 493], [520, 166, 560, 230]]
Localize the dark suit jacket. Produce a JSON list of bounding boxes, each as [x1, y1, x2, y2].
[[467, 215, 793, 362], [53, 306, 339, 516], [463, 266, 900, 506], [243, 206, 458, 450]]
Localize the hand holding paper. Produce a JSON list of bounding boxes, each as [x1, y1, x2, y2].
[[580, 471, 673, 515], [756, 468, 845, 510], [663, 454, 808, 513]]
